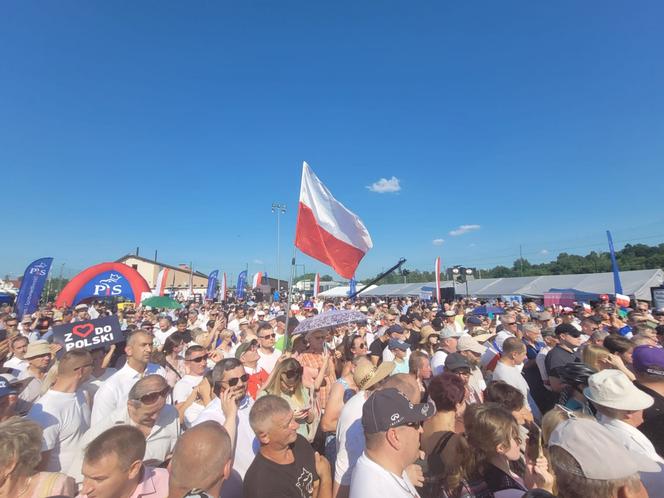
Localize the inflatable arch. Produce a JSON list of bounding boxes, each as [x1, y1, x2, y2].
[[55, 262, 151, 308]]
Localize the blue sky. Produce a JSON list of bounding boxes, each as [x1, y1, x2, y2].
[[3, 1, 664, 282]]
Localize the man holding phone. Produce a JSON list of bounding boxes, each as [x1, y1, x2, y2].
[[193, 358, 257, 498]]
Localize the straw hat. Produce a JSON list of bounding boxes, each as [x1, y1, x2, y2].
[[353, 361, 395, 391]]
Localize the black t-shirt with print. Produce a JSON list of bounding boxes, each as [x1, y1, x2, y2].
[[243, 434, 319, 498], [369, 338, 387, 360]]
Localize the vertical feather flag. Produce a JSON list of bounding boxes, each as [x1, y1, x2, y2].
[[435, 257, 441, 303], [220, 272, 227, 302], [313, 273, 320, 298], [155, 268, 170, 296]]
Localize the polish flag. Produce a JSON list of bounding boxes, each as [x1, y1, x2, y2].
[[435, 257, 441, 303], [313, 273, 320, 298], [252, 272, 263, 289], [295, 162, 373, 279], [616, 293, 630, 307], [155, 268, 169, 296], [220, 272, 227, 302]]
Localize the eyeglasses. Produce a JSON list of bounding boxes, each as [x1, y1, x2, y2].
[[137, 387, 170, 404], [186, 355, 208, 363], [223, 373, 250, 386], [283, 366, 304, 379], [259, 333, 276, 340]]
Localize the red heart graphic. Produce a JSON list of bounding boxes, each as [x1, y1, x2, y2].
[[72, 324, 94, 338]]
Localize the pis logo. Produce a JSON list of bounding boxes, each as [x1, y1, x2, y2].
[[29, 262, 49, 276], [93, 273, 123, 296]]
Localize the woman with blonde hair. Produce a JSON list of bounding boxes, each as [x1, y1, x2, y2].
[[583, 343, 635, 380], [258, 357, 324, 441], [0, 417, 75, 497]]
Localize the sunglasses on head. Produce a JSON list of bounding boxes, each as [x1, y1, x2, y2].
[[283, 366, 304, 379], [137, 387, 170, 404], [186, 355, 208, 363], [223, 373, 250, 386]]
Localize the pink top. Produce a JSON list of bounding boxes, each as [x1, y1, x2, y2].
[[77, 466, 169, 498], [29, 472, 76, 498]]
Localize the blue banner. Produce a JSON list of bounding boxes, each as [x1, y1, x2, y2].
[[236, 270, 247, 299], [16, 258, 53, 319], [606, 230, 623, 295], [348, 276, 357, 301], [206, 270, 219, 300]]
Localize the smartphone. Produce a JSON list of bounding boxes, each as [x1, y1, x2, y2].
[[526, 423, 542, 461]]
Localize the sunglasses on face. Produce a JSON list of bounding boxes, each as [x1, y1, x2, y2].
[[259, 333, 276, 340], [354, 343, 366, 349], [565, 331, 582, 338], [401, 421, 422, 430], [223, 373, 250, 386], [186, 355, 208, 363], [138, 387, 170, 404], [73, 363, 93, 372], [283, 366, 304, 379]]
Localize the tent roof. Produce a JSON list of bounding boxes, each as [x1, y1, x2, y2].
[[318, 284, 377, 297], [360, 269, 664, 301]]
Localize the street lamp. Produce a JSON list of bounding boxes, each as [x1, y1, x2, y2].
[[451, 266, 474, 298], [271, 202, 286, 297]]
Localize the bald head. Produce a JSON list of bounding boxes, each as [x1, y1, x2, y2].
[[381, 373, 419, 403], [169, 421, 231, 495]]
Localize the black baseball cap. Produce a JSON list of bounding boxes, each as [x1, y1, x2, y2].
[[362, 388, 435, 434], [444, 352, 471, 372], [555, 323, 582, 337]]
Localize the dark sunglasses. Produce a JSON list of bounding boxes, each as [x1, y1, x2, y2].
[[137, 387, 170, 404], [565, 331, 582, 338], [401, 421, 423, 430], [259, 333, 276, 340], [283, 366, 304, 379], [186, 355, 208, 363], [355, 343, 366, 349], [224, 373, 250, 386]]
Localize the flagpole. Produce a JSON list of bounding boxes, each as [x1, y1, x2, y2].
[[283, 246, 297, 351]]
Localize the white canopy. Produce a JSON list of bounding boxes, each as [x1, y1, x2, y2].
[[360, 269, 664, 301], [318, 284, 377, 297]]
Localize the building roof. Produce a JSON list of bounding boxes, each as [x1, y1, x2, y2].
[[361, 269, 664, 301], [116, 254, 208, 278]]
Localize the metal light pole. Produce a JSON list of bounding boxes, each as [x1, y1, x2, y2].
[[271, 202, 286, 296]]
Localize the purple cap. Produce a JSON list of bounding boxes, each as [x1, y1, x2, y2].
[[632, 345, 664, 376]]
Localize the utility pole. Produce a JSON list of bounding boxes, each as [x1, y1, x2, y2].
[[271, 202, 287, 292]]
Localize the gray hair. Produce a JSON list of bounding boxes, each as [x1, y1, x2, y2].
[[127, 374, 167, 406], [0, 417, 43, 477]]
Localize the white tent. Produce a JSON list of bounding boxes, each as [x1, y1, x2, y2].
[[361, 269, 664, 301], [318, 284, 377, 298]]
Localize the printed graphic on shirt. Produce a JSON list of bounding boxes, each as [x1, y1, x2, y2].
[[296, 467, 314, 498]]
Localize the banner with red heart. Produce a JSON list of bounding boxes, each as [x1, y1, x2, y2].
[[72, 323, 94, 338]]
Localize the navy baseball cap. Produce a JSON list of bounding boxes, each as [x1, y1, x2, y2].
[[0, 378, 17, 398], [362, 388, 435, 434]]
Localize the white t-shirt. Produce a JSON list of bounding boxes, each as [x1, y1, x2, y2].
[[335, 390, 367, 486], [193, 396, 259, 478], [153, 327, 177, 347], [350, 452, 420, 498], [492, 361, 541, 420], [90, 362, 166, 425], [27, 389, 91, 480], [430, 350, 448, 376], [3, 356, 28, 376], [257, 348, 282, 374], [173, 374, 205, 428]]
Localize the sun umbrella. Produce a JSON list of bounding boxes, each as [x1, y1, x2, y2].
[[471, 305, 505, 316], [141, 296, 184, 310], [292, 309, 368, 335]]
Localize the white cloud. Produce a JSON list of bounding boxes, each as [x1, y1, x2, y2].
[[449, 224, 481, 236], [539, 249, 549, 256], [432, 238, 445, 246], [367, 176, 401, 193], [253, 259, 264, 265]]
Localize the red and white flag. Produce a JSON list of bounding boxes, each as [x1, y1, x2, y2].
[[295, 162, 373, 279], [220, 272, 227, 302], [616, 293, 630, 307], [313, 273, 320, 298], [435, 257, 441, 303], [155, 268, 169, 296], [252, 272, 263, 289]]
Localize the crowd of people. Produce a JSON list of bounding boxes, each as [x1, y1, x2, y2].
[[1, 294, 663, 497]]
